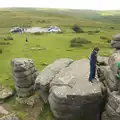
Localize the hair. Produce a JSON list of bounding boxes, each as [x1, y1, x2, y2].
[[94, 47, 99, 51]]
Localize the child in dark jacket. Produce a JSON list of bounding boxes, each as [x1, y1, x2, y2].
[[89, 47, 100, 82]]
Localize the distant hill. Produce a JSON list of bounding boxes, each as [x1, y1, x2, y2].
[[0, 8, 120, 28]]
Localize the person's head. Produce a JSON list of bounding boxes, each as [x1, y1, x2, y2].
[[93, 47, 99, 54]]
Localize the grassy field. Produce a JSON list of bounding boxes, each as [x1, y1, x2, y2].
[[0, 8, 120, 120]]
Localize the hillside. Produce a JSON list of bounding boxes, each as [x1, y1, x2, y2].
[[0, 8, 120, 28]]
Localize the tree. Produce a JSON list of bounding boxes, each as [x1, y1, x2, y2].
[[72, 25, 84, 33]]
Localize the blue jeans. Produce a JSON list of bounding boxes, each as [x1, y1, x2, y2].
[[89, 64, 96, 81]]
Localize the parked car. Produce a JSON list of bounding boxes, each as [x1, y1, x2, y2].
[[10, 27, 23, 33], [48, 26, 61, 32]]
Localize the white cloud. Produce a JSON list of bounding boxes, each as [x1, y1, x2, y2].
[[0, 0, 120, 10]]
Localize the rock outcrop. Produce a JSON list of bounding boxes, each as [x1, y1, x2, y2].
[[34, 58, 73, 91], [11, 58, 38, 98], [48, 59, 103, 120], [98, 52, 120, 120], [33, 58, 104, 120], [111, 34, 120, 48], [10, 57, 112, 120]]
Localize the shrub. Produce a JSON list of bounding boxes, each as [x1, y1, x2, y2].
[[0, 49, 2, 54], [110, 27, 114, 29], [0, 42, 10, 45], [4, 36, 13, 40], [72, 25, 84, 33], [70, 37, 91, 47], [107, 40, 111, 43], [94, 30, 100, 33], [100, 36, 109, 40]]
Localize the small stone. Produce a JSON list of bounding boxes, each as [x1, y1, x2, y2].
[[0, 114, 19, 120], [16, 94, 39, 106], [0, 86, 13, 100], [0, 106, 8, 115]]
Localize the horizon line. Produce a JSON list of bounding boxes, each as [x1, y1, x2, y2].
[[0, 7, 120, 11]]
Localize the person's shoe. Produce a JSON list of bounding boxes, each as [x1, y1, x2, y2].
[[90, 80, 93, 83], [93, 78, 97, 80], [88, 79, 93, 83]]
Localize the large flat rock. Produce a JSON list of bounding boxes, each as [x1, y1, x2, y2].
[[50, 59, 90, 88], [67, 70, 102, 104], [35, 58, 73, 91], [48, 59, 103, 120]]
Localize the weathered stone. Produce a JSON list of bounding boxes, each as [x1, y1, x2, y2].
[[111, 41, 120, 49], [0, 86, 13, 100], [12, 72, 37, 82], [97, 56, 108, 65], [105, 104, 120, 120], [15, 81, 34, 88], [67, 74, 102, 105], [108, 91, 120, 114], [50, 107, 74, 120], [103, 67, 118, 91], [17, 91, 33, 98], [34, 58, 73, 91], [50, 59, 90, 88], [108, 52, 120, 73], [49, 86, 71, 104], [16, 94, 39, 106], [11, 58, 34, 72], [111, 34, 120, 48], [15, 85, 34, 93], [11, 58, 38, 98], [48, 59, 103, 120], [0, 106, 8, 115], [13, 75, 34, 88], [113, 34, 120, 41], [0, 114, 19, 120], [12, 67, 37, 78], [102, 112, 111, 120]]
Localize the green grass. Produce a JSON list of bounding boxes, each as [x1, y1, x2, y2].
[[0, 8, 120, 120], [0, 32, 114, 86]]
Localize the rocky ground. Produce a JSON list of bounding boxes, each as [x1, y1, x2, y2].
[[0, 87, 44, 120]]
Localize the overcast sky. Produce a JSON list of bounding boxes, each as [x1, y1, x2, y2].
[[0, 0, 120, 10]]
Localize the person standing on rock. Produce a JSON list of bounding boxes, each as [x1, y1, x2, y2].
[[88, 47, 100, 83]]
